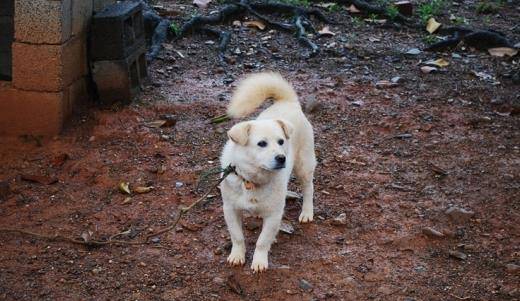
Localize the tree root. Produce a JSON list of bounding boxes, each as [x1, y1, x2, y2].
[[175, 0, 339, 59], [332, 0, 419, 28]]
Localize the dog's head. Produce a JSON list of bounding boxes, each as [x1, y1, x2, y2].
[[228, 119, 293, 171]]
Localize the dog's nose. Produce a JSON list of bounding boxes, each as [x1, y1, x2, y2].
[[275, 155, 286, 164]]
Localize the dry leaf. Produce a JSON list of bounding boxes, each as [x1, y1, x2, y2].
[[421, 66, 438, 74], [118, 181, 131, 195], [346, 4, 361, 13], [375, 80, 398, 88], [122, 197, 132, 205], [81, 230, 93, 243], [193, 0, 211, 9], [145, 117, 176, 128], [488, 47, 518, 57], [232, 20, 241, 27], [316, 2, 336, 8], [424, 58, 449, 67], [318, 26, 335, 37], [280, 220, 294, 234], [426, 17, 441, 34], [133, 186, 154, 194], [244, 20, 266, 30]]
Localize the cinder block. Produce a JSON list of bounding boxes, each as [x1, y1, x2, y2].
[[12, 36, 87, 91], [92, 44, 147, 104], [91, 1, 145, 61], [93, 0, 116, 13], [0, 85, 66, 136], [15, 0, 72, 44], [0, 0, 14, 16], [72, 0, 93, 37]]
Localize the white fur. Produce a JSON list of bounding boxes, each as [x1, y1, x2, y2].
[[220, 72, 316, 272]]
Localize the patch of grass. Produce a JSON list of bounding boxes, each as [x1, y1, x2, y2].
[[422, 34, 441, 45], [451, 15, 467, 25], [169, 22, 180, 36], [352, 16, 364, 27], [386, 4, 400, 20], [476, 1, 501, 14], [278, 0, 310, 7], [418, 0, 445, 23], [327, 3, 341, 13]]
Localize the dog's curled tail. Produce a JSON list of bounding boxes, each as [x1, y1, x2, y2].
[[227, 72, 298, 118]]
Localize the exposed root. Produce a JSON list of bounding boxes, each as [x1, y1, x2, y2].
[[295, 15, 319, 57], [333, 0, 420, 28]]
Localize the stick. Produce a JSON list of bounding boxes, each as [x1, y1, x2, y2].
[[0, 166, 236, 247]]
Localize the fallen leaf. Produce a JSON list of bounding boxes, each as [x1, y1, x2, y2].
[[316, 2, 336, 8], [424, 58, 449, 67], [145, 116, 176, 128], [280, 220, 294, 234], [487, 47, 518, 57], [318, 26, 335, 37], [421, 66, 438, 74], [133, 186, 154, 194], [118, 182, 131, 195], [81, 230, 93, 243], [122, 197, 132, 205], [21, 174, 58, 185], [471, 70, 494, 81], [368, 37, 381, 42], [346, 4, 361, 13], [405, 48, 422, 55], [426, 17, 441, 34], [244, 20, 266, 30], [375, 80, 398, 88], [193, 0, 211, 9], [232, 20, 241, 27]]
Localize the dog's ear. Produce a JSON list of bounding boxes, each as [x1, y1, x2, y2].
[[228, 122, 251, 146], [276, 119, 293, 139]]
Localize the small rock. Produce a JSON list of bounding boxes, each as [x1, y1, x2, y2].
[[92, 267, 102, 274], [391, 76, 402, 83], [449, 250, 468, 260], [151, 237, 160, 243], [299, 279, 313, 292], [332, 213, 347, 226], [175, 182, 183, 188], [505, 263, 519, 274], [445, 206, 475, 222], [422, 227, 445, 238]]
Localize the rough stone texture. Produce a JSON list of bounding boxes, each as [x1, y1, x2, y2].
[[15, 0, 72, 44], [92, 44, 147, 104], [72, 0, 93, 37], [12, 36, 87, 91], [0, 84, 66, 135], [93, 0, 117, 13]]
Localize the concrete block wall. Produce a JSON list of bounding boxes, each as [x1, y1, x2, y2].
[[0, 0, 116, 136]]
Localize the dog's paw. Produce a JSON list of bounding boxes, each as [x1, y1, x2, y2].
[[227, 248, 246, 266], [298, 210, 314, 223], [251, 251, 268, 273]]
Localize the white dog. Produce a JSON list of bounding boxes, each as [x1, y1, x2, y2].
[[219, 72, 316, 272]]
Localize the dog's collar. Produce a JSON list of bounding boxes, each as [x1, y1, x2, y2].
[[230, 165, 258, 190]]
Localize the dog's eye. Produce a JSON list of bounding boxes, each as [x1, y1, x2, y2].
[[278, 139, 284, 145], [257, 141, 267, 147]]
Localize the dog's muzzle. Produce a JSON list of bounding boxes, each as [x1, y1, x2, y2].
[[273, 155, 286, 169]]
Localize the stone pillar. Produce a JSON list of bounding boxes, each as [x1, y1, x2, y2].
[[0, 0, 117, 136]]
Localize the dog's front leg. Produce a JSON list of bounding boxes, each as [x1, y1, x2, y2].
[[251, 212, 282, 272], [223, 205, 246, 266]]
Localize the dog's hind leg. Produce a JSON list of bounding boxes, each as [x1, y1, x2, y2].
[[295, 147, 316, 223], [224, 205, 246, 266], [251, 212, 283, 272]]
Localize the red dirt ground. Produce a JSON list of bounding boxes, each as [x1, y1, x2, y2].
[[1, 1, 519, 300]]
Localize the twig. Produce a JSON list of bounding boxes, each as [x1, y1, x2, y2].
[[0, 165, 236, 247]]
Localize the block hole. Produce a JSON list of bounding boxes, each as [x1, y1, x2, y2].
[[0, 0, 14, 81]]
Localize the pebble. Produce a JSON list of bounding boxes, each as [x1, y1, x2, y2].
[[280, 221, 294, 234], [151, 237, 161, 243], [299, 279, 313, 292], [422, 227, 445, 238], [405, 48, 421, 55], [332, 213, 347, 225], [449, 250, 468, 260], [445, 206, 474, 222], [175, 182, 183, 188]]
